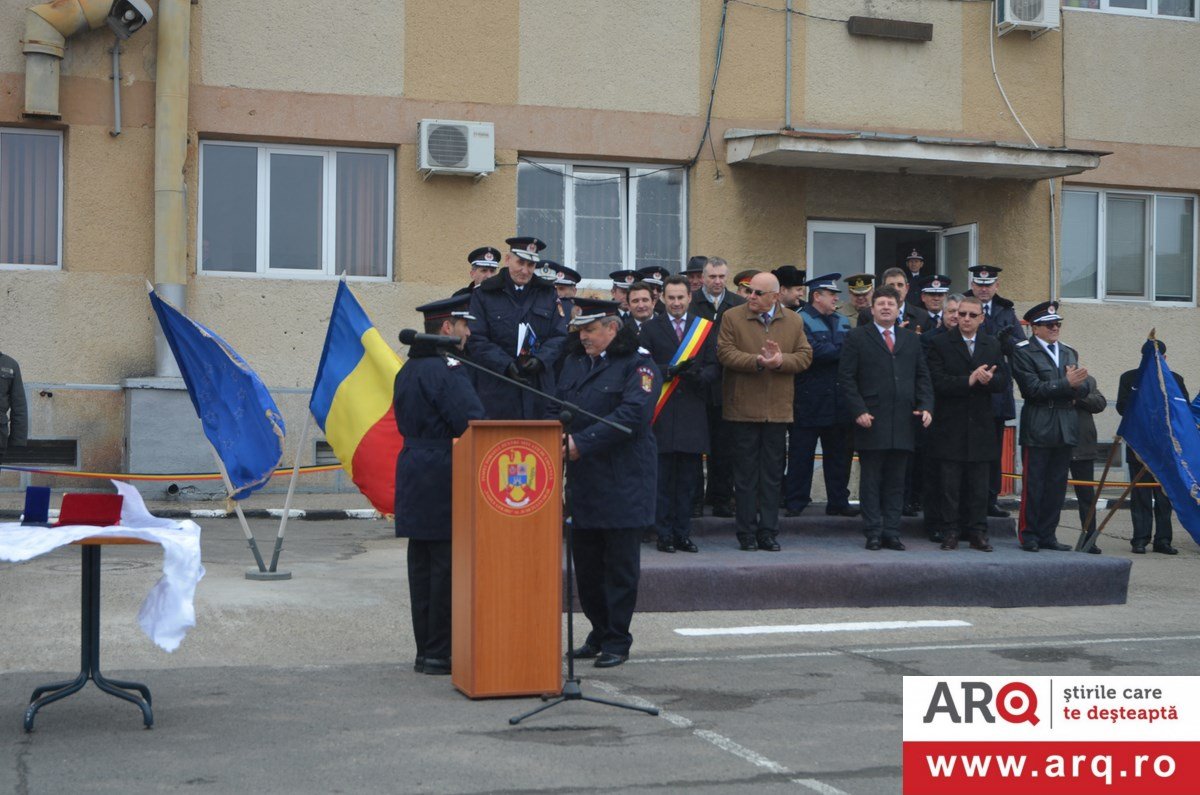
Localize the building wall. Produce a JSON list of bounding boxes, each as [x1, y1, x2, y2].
[[0, 0, 1194, 491]]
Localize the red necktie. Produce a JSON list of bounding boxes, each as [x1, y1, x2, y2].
[[883, 328, 894, 353]]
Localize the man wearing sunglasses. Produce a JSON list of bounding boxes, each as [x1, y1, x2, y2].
[[925, 296, 1009, 552], [1011, 302, 1094, 552], [717, 272, 813, 552]]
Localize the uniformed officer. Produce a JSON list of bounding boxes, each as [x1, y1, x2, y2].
[[784, 273, 856, 517], [839, 273, 874, 326], [467, 236, 568, 419], [918, 274, 952, 329], [609, 269, 638, 319], [394, 295, 486, 675], [1011, 301, 1092, 552], [552, 263, 582, 320], [637, 266, 670, 313], [903, 249, 927, 304], [733, 269, 761, 299], [453, 246, 502, 297], [555, 301, 661, 669], [0, 348, 27, 465], [965, 264, 1026, 518]]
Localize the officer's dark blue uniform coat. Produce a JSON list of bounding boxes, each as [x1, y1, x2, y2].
[[467, 268, 568, 419], [638, 313, 718, 455], [393, 345, 485, 540], [554, 326, 661, 529], [793, 304, 851, 427]]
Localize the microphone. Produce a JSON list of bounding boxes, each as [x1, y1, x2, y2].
[[398, 329, 462, 347]]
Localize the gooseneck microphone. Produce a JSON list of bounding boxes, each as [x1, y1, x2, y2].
[[398, 329, 462, 347]]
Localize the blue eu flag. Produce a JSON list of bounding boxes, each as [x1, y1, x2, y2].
[[1117, 339, 1200, 544], [149, 290, 285, 500]]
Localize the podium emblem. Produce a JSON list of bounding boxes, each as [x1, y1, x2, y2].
[[479, 439, 556, 516]]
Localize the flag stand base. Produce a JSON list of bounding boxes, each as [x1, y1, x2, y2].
[[245, 569, 291, 581]]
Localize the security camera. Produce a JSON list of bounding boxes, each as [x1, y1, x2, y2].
[[106, 0, 153, 40]]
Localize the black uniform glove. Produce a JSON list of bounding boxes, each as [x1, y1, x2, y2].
[[505, 362, 530, 385], [664, 358, 696, 380], [519, 356, 545, 377]]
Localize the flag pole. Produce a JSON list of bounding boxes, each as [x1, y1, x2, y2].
[[268, 412, 311, 574], [207, 445, 286, 580], [1080, 464, 1150, 553], [1076, 435, 1121, 551]]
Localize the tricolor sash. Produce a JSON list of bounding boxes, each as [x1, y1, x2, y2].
[[652, 316, 714, 424]]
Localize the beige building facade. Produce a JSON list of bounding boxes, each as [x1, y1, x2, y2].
[[0, 0, 1195, 492]]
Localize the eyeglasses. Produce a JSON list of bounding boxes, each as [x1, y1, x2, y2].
[[748, 288, 775, 297], [957, 311, 982, 319], [1039, 321, 1062, 328]]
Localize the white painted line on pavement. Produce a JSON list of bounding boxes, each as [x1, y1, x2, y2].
[[627, 651, 840, 664], [593, 680, 846, 792], [675, 619, 971, 637]]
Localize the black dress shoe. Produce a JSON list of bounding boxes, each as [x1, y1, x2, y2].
[[1154, 543, 1179, 555], [690, 504, 705, 518], [927, 530, 945, 543], [413, 656, 425, 673], [901, 504, 920, 517], [882, 537, 906, 551], [865, 537, 882, 551], [1131, 543, 1147, 554], [1021, 541, 1040, 552], [656, 539, 676, 553], [1087, 545, 1102, 554], [1039, 541, 1071, 551], [675, 538, 699, 553], [712, 503, 735, 518], [594, 652, 628, 668], [570, 643, 601, 659], [422, 658, 451, 676], [738, 537, 758, 551], [827, 506, 861, 517], [987, 504, 1011, 518], [784, 507, 805, 517], [757, 536, 781, 552]]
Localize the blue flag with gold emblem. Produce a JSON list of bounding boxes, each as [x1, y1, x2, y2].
[[1117, 338, 1200, 543], [149, 289, 285, 500]]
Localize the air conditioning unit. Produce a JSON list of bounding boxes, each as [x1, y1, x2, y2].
[[417, 120, 495, 178], [996, 0, 1060, 38]]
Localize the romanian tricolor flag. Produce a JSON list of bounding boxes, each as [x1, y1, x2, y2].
[[310, 281, 404, 515], [652, 316, 714, 424]]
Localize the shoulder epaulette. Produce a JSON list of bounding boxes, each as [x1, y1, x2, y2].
[[1016, 340, 1030, 348]]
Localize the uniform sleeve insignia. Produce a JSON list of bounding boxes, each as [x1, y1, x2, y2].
[[637, 366, 655, 393]]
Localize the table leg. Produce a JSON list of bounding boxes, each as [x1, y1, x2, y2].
[[24, 546, 154, 731]]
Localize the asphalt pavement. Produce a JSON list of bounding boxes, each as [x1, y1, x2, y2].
[[2, 509, 1198, 794]]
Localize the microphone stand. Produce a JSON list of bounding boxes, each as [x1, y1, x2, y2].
[[426, 344, 657, 724]]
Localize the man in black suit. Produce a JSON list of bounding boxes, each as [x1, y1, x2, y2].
[[902, 249, 929, 307], [858, 268, 931, 333], [1116, 340, 1187, 555], [839, 286, 934, 551], [1011, 301, 1093, 552], [640, 276, 719, 552], [925, 295, 1009, 552], [689, 257, 746, 518]]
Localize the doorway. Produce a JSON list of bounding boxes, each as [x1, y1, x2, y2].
[[807, 220, 977, 294]]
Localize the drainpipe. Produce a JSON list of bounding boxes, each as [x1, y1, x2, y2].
[[784, 0, 793, 130], [153, 0, 192, 378], [22, 0, 110, 117]]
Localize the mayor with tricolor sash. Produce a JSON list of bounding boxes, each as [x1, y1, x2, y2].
[[639, 275, 719, 554]]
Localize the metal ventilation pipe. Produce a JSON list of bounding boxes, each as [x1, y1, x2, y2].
[[21, 1, 153, 118], [152, 0, 191, 378]]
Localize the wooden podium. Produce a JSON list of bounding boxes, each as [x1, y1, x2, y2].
[[451, 421, 563, 698]]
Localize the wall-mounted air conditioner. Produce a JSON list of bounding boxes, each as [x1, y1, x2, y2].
[[996, 0, 1061, 38], [418, 119, 495, 178]]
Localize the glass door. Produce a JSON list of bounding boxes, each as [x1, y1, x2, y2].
[[939, 223, 978, 293]]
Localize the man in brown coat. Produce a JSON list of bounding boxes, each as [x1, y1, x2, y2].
[[718, 272, 813, 551]]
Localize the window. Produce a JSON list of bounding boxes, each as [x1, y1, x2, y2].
[[516, 160, 686, 284], [199, 141, 394, 279], [1061, 188, 1196, 303], [0, 128, 62, 269], [1063, 0, 1197, 20]]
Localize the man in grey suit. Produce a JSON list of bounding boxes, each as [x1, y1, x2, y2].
[[839, 286, 934, 551]]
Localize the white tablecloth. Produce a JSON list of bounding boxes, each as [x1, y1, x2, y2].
[[0, 481, 204, 652]]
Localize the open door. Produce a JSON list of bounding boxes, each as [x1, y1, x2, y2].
[[939, 223, 977, 294]]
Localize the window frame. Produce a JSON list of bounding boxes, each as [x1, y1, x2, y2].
[[1063, 0, 1199, 21], [516, 158, 688, 290], [0, 127, 64, 271], [197, 139, 395, 281], [1060, 186, 1198, 306]]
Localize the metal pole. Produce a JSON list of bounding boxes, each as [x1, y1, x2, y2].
[[268, 412, 312, 573], [784, 0, 793, 130], [208, 445, 271, 575], [109, 35, 121, 137], [1075, 435, 1120, 551]]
